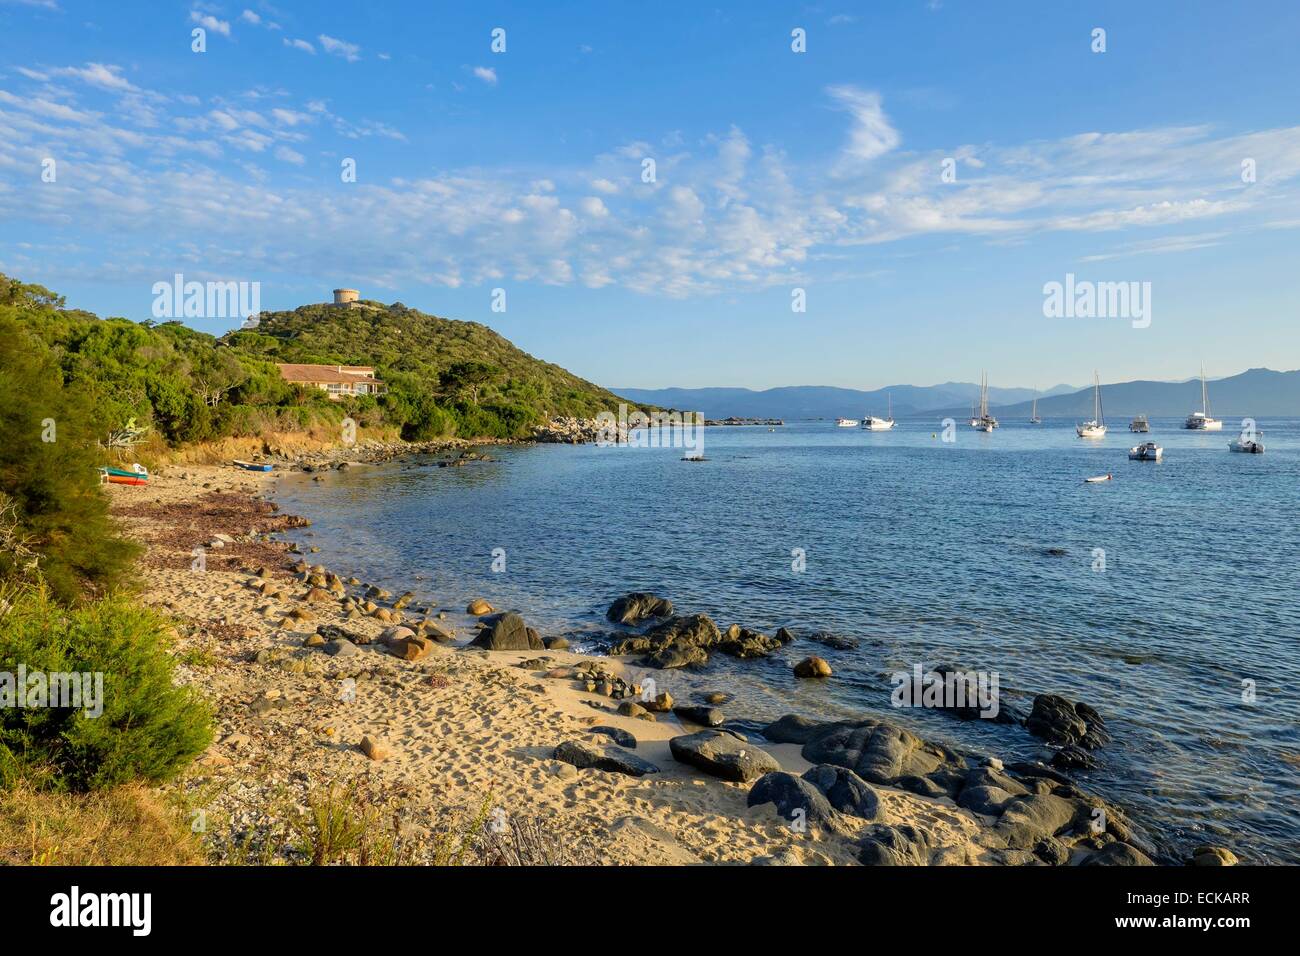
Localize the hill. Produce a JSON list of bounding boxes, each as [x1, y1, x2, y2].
[[975, 368, 1300, 420], [613, 382, 1080, 419]]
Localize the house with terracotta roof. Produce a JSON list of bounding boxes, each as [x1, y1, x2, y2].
[[277, 363, 387, 400]]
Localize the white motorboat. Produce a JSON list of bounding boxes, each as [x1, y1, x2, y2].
[[1229, 425, 1265, 453], [1128, 441, 1163, 461], [1084, 474, 1113, 483], [862, 394, 896, 430], [1183, 365, 1222, 430], [836, 418, 859, 427], [1075, 370, 1107, 438]]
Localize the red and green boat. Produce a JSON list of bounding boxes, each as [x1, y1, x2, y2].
[[99, 465, 149, 486]]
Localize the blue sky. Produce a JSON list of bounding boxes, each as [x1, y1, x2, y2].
[[2, 0, 1299, 391]]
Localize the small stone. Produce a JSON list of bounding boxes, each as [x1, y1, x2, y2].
[[645, 691, 674, 712], [467, 598, 494, 615], [360, 735, 389, 761]]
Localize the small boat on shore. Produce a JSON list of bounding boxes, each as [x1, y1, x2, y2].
[[233, 459, 275, 472], [1084, 473, 1113, 483], [100, 464, 149, 486], [1129, 415, 1150, 433], [1128, 441, 1163, 461]]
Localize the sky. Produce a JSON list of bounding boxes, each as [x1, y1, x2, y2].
[[1, 0, 1299, 391]]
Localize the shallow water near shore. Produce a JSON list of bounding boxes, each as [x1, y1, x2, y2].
[[273, 418, 1300, 863]]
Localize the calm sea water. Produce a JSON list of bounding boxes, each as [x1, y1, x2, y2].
[[274, 418, 1300, 863]]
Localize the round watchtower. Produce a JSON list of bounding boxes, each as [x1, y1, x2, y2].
[[333, 288, 360, 306]]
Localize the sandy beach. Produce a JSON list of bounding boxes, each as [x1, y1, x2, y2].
[[107, 455, 1171, 866]]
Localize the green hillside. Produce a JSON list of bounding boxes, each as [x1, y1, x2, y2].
[[0, 274, 635, 447], [222, 299, 631, 437]]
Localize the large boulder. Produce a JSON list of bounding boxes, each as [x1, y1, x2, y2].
[[1026, 694, 1110, 749], [762, 714, 824, 745], [606, 614, 722, 669], [553, 739, 660, 777], [793, 656, 832, 678], [716, 624, 791, 660], [802, 764, 881, 820], [994, 793, 1084, 849], [1081, 842, 1155, 866], [669, 730, 781, 783], [673, 705, 724, 727], [858, 824, 931, 866], [468, 612, 543, 651], [747, 772, 841, 832], [801, 719, 960, 786], [606, 592, 674, 626]]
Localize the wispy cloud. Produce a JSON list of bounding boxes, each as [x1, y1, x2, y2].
[[472, 66, 498, 86], [283, 37, 314, 55], [827, 85, 900, 163], [318, 34, 360, 62], [189, 10, 231, 38]]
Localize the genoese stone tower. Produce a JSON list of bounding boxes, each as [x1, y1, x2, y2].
[[332, 288, 360, 307]]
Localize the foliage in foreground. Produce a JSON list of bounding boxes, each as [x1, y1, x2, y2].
[[0, 311, 139, 601], [0, 586, 213, 792]]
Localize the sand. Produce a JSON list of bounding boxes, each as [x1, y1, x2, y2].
[[108, 463, 993, 866]]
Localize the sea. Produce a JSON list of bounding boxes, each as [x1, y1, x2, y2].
[[273, 416, 1300, 863]]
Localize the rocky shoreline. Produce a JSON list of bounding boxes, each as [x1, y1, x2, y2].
[[107, 457, 1238, 866]]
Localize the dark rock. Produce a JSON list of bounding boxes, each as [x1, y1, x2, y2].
[[896, 774, 948, 798], [1005, 761, 1074, 787], [468, 612, 543, 651], [1033, 836, 1072, 866], [553, 739, 659, 776], [1051, 745, 1098, 770], [858, 824, 930, 866], [747, 772, 841, 832], [762, 714, 823, 745], [716, 624, 790, 660], [606, 592, 674, 626], [1081, 842, 1155, 866], [673, 705, 724, 727], [1026, 694, 1109, 749], [806, 630, 859, 651], [995, 794, 1084, 849], [793, 656, 833, 678], [801, 764, 881, 820], [543, 635, 569, 650], [801, 719, 959, 786], [606, 614, 721, 669], [669, 730, 781, 782], [589, 726, 637, 748], [958, 785, 1015, 816]]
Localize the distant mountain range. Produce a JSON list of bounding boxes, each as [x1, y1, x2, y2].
[[611, 382, 1080, 419], [613, 368, 1300, 420]]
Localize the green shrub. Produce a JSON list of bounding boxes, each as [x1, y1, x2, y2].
[[0, 587, 213, 792], [0, 312, 139, 601]]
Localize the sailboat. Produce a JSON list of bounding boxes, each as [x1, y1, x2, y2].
[[862, 393, 896, 430], [971, 372, 998, 430], [1075, 371, 1107, 438], [1183, 364, 1222, 430], [1029, 391, 1041, 424]]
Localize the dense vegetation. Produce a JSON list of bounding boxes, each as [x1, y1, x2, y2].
[[0, 588, 212, 792], [223, 300, 634, 440], [1, 275, 635, 447]]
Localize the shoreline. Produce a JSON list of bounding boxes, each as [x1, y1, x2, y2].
[[109, 452, 1214, 866]]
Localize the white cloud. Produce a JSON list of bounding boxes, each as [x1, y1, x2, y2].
[[284, 37, 315, 54], [827, 85, 900, 163], [318, 34, 361, 62], [239, 9, 260, 25], [274, 145, 305, 165], [472, 66, 498, 86], [578, 196, 608, 217], [52, 62, 139, 93], [190, 11, 231, 38], [590, 178, 618, 194]]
